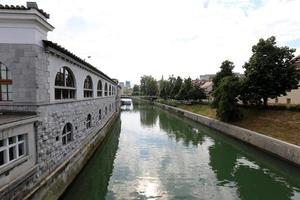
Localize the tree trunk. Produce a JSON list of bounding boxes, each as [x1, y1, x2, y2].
[[263, 97, 268, 107]]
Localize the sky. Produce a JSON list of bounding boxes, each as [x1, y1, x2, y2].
[[4, 0, 300, 85]]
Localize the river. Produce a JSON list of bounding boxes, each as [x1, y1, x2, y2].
[[60, 102, 300, 200]]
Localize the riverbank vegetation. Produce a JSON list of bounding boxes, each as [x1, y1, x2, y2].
[[132, 36, 300, 146]]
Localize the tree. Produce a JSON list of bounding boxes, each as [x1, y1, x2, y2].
[[140, 75, 158, 96], [176, 77, 193, 100], [159, 77, 170, 99], [212, 60, 235, 108], [241, 36, 300, 106], [188, 84, 206, 100], [214, 76, 241, 122], [170, 76, 182, 99], [212, 60, 235, 91], [132, 84, 140, 96]]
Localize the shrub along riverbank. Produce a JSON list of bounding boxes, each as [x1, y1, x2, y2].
[[156, 99, 300, 146]]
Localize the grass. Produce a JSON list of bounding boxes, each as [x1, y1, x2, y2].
[[175, 103, 300, 146], [177, 104, 217, 119]]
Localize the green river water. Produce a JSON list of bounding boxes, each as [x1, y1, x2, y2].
[[60, 102, 300, 200]]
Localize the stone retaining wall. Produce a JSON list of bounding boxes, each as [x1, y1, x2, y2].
[[154, 102, 300, 167]]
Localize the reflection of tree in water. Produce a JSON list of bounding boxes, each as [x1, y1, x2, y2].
[[139, 105, 159, 127], [208, 140, 296, 200], [158, 110, 205, 146], [60, 118, 122, 200]]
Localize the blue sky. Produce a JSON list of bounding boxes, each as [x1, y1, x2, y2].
[[4, 0, 300, 84]]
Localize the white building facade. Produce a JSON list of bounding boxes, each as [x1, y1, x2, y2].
[[0, 2, 120, 199]]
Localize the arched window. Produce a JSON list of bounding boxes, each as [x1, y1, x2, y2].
[[97, 80, 102, 97], [84, 76, 93, 98], [62, 123, 73, 145], [104, 83, 108, 96], [105, 106, 107, 115], [99, 109, 102, 120], [109, 85, 112, 96], [0, 62, 12, 101], [86, 114, 92, 129], [55, 67, 75, 100]]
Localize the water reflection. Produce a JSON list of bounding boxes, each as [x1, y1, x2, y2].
[[61, 103, 300, 200], [208, 138, 299, 200], [139, 105, 158, 127], [158, 109, 206, 146]]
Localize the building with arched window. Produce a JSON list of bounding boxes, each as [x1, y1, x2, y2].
[[84, 76, 93, 98], [55, 67, 76, 99], [62, 123, 73, 145], [97, 80, 103, 97], [0, 2, 121, 199]]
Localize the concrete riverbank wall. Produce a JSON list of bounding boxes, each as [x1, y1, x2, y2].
[[133, 98, 300, 167], [154, 102, 300, 167]]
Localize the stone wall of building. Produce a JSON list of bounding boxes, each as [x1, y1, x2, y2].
[[36, 96, 117, 177], [0, 43, 49, 106], [0, 96, 119, 200]]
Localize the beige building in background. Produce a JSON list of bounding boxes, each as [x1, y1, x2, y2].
[[269, 55, 300, 105]]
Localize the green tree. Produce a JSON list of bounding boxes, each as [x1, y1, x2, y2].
[[171, 76, 183, 99], [132, 84, 140, 96], [188, 84, 206, 100], [140, 75, 158, 96], [241, 36, 300, 106], [176, 77, 193, 100], [212, 60, 235, 92], [214, 76, 241, 122], [159, 77, 170, 99], [212, 60, 235, 108]]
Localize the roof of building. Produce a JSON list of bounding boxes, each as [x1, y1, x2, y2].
[[0, 2, 49, 19], [200, 81, 213, 89], [0, 112, 38, 126], [292, 54, 300, 63], [43, 40, 117, 84]]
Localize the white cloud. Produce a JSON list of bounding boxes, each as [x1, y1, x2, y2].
[[3, 0, 300, 84]]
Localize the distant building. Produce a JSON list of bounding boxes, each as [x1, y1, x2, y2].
[[119, 82, 125, 88], [192, 79, 213, 99], [200, 74, 215, 81], [269, 55, 300, 105], [125, 81, 131, 88]]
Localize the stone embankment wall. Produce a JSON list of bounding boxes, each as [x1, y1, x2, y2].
[[152, 101, 300, 167]]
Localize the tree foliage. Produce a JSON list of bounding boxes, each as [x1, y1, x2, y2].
[[212, 60, 235, 92], [140, 75, 158, 96], [188, 84, 206, 100], [212, 60, 235, 108], [132, 84, 140, 96], [176, 77, 195, 100], [170, 76, 182, 99], [214, 76, 241, 122], [159, 77, 171, 99], [240, 36, 300, 106]]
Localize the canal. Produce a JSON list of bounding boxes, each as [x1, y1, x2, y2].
[[61, 102, 300, 200]]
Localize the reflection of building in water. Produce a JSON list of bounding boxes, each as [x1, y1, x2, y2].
[[60, 118, 121, 200], [208, 138, 296, 199]]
